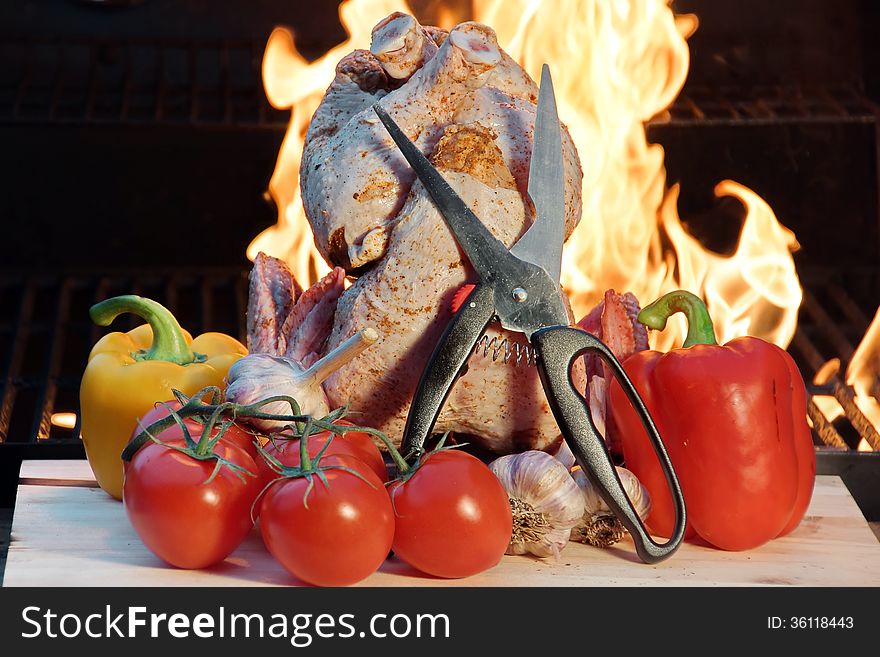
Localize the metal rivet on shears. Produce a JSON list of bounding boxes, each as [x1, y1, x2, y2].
[[512, 287, 528, 303]]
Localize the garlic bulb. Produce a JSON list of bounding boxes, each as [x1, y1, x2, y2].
[[571, 466, 651, 548], [488, 450, 585, 559], [226, 328, 379, 431]]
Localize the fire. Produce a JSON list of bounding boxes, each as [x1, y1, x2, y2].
[[248, 0, 413, 283], [50, 412, 77, 430], [251, 0, 803, 351], [847, 308, 880, 451]]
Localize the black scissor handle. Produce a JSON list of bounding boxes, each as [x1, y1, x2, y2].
[[532, 325, 686, 564], [401, 283, 496, 456]]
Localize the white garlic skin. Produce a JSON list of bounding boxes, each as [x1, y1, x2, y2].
[[572, 466, 652, 522], [225, 328, 380, 432], [489, 450, 585, 559], [550, 438, 576, 470], [225, 353, 330, 431]]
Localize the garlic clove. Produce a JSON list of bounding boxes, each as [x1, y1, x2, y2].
[[550, 438, 576, 470], [489, 450, 585, 559], [570, 465, 652, 548]]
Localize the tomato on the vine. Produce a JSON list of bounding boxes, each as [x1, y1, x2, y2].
[[123, 438, 261, 569], [389, 449, 512, 579], [327, 420, 388, 482], [256, 428, 386, 488], [259, 454, 394, 586], [134, 400, 261, 460]]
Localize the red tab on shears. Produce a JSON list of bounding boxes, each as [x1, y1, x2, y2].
[[450, 284, 477, 313]]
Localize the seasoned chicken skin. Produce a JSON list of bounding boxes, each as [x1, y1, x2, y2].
[[301, 15, 582, 271], [253, 14, 590, 453]]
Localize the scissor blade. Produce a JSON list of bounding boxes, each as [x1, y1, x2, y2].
[[509, 64, 566, 285], [373, 104, 511, 283]]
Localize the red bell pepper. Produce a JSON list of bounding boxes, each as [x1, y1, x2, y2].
[[609, 290, 815, 551]]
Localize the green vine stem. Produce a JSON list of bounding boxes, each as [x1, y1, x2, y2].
[[250, 433, 382, 520], [123, 387, 302, 461], [141, 406, 256, 484], [121, 387, 412, 477]]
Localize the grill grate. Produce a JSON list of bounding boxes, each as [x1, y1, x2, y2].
[[664, 85, 880, 126], [1, 267, 877, 455], [0, 37, 288, 128], [4, 37, 878, 130], [789, 268, 880, 452], [0, 269, 249, 455]]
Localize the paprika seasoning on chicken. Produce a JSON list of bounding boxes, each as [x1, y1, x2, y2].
[[609, 290, 815, 551]]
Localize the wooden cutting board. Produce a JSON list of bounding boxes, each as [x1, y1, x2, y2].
[[4, 460, 880, 587]]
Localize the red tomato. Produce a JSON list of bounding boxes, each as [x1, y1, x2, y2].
[[256, 431, 383, 487], [134, 400, 261, 460], [260, 455, 394, 586], [329, 420, 388, 482], [123, 438, 261, 569], [255, 439, 289, 486], [389, 450, 512, 579]]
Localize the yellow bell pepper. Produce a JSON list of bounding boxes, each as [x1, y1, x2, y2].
[[80, 295, 247, 499]]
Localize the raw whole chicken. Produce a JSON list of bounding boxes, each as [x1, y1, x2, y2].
[[300, 13, 582, 271], [247, 13, 643, 455]]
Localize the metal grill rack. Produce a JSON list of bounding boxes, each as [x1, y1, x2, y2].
[[787, 267, 880, 519], [665, 85, 880, 126], [0, 269, 249, 463], [1, 267, 877, 455], [6, 38, 876, 129], [0, 37, 289, 128], [790, 269, 879, 444]]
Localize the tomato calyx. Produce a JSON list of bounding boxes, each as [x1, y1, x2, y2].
[[138, 401, 257, 485], [267, 411, 409, 474], [123, 385, 411, 491], [252, 418, 384, 520], [123, 385, 313, 461], [389, 432, 464, 482], [385, 433, 467, 511]]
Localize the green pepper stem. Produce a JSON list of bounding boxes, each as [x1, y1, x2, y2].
[[90, 295, 201, 365], [637, 290, 719, 348]]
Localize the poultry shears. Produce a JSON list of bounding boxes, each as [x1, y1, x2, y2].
[[373, 65, 686, 563]]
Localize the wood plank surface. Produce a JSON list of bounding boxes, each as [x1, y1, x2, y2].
[[18, 460, 98, 487], [5, 461, 880, 587]]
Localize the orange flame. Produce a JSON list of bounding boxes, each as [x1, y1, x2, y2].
[[251, 0, 803, 351], [847, 308, 880, 451], [248, 0, 413, 282], [811, 359, 844, 430]]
